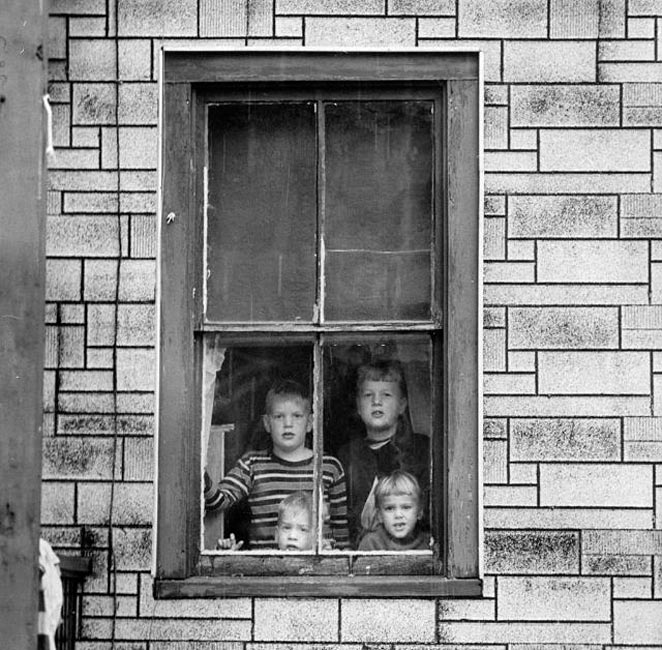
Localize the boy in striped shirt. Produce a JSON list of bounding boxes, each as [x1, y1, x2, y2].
[[204, 379, 349, 550]]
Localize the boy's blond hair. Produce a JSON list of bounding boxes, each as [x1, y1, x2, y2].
[[264, 379, 310, 414], [277, 491, 312, 525], [374, 470, 421, 509]]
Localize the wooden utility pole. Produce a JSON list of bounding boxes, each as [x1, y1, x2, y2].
[[0, 0, 48, 647]]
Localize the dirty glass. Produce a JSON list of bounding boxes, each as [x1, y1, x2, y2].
[[324, 101, 434, 321], [206, 103, 317, 323]]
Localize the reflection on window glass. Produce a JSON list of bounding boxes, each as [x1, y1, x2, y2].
[[324, 336, 432, 549], [206, 103, 317, 322], [324, 101, 434, 321]]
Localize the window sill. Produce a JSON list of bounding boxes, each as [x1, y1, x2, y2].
[[154, 576, 482, 599]]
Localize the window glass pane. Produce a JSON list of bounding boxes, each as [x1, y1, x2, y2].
[[202, 341, 349, 552], [323, 335, 432, 550], [206, 103, 317, 322], [324, 101, 435, 321]]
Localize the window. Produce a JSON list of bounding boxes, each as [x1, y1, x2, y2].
[[156, 50, 481, 598]]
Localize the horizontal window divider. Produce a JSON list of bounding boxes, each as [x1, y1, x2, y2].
[[198, 322, 442, 333], [154, 576, 483, 599]]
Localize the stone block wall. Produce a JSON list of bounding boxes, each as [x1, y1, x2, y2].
[[44, 0, 662, 646]]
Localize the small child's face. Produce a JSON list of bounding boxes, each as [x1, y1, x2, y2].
[[378, 493, 420, 540], [275, 509, 313, 551], [263, 396, 312, 455], [357, 380, 407, 440]]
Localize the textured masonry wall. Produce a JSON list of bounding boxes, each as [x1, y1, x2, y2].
[[44, 0, 662, 647]]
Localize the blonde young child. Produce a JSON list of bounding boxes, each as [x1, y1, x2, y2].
[[274, 492, 314, 551], [358, 470, 430, 551], [204, 379, 349, 549]]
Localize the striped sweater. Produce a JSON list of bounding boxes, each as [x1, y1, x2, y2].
[[205, 450, 349, 549]]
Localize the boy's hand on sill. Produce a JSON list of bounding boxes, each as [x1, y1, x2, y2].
[[216, 533, 244, 551]]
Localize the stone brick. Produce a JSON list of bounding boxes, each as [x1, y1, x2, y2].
[[51, 104, 70, 148], [42, 438, 115, 480], [622, 193, 662, 218], [48, 16, 67, 59], [539, 351, 650, 395], [484, 373, 536, 394], [112, 619, 250, 641], [118, 260, 156, 300], [583, 529, 662, 554], [599, 62, 662, 82], [537, 241, 648, 282], [625, 441, 662, 460], [69, 40, 117, 80], [124, 438, 154, 481], [305, 18, 416, 46], [510, 85, 620, 127], [485, 531, 579, 575], [485, 152, 537, 172], [484, 418, 507, 437], [118, 84, 158, 125], [508, 351, 536, 371], [486, 506, 652, 529], [506, 241, 534, 261], [60, 305, 85, 324], [600, 40, 656, 61], [623, 329, 662, 349], [418, 40, 502, 81], [540, 129, 650, 171], [116, 394, 154, 414], [64, 192, 117, 213], [41, 482, 75, 524], [484, 395, 650, 417], [486, 172, 650, 194], [201, 0, 272, 37], [614, 601, 662, 644], [550, 0, 599, 37], [49, 148, 100, 170], [599, 0, 626, 36], [509, 462, 537, 483], [101, 127, 118, 169], [58, 392, 115, 414], [69, 17, 106, 37], [458, 0, 547, 37], [613, 577, 652, 598], [625, 416, 662, 440], [540, 463, 653, 507], [484, 329, 506, 371], [84, 260, 118, 301], [341, 600, 435, 642], [437, 621, 610, 644], [650, 263, 662, 304], [87, 304, 116, 346], [484, 261, 535, 283], [78, 482, 153, 525], [50, 170, 118, 192], [50, 0, 106, 13], [484, 106, 508, 149], [47, 217, 120, 257], [484, 218, 505, 260], [484, 439, 508, 484], [487, 284, 650, 307], [629, 16, 656, 36], [485, 194, 506, 216], [275, 16, 303, 37], [254, 599, 338, 641], [45, 329, 57, 370], [113, 528, 152, 571], [621, 218, 662, 238], [510, 129, 537, 150], [389, 0, 456, 13], [625, 106, 662, 126], [497, 577, 611, 621], [117, 305, 155, 346], [278, 0, 383, 13], [118, 127, 158, 169], [116, 348, 155, 391], [118, 0, 197, 36], [630, 0, 662, 14], [624, 83, 662, 106], [46, 260, 82, 301], [438, 599, 496, 620], [504, 41, 596, 82], [511, 418, 621, 461], [509, 307, 619, 349], [484, 485, 537, 506], [118, 40, 152, 81], [121, 193, 156, 213], [60, 370, 113, 392], [58, 326, 85, 368], [484, 306, 506, 327], [418, 17, 456, 37], [585, 554, 651, 576]]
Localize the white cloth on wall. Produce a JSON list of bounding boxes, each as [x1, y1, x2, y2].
[[38, 538, 63, 650]]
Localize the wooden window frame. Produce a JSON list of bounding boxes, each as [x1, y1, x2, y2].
[[156, 49, 482, 599]]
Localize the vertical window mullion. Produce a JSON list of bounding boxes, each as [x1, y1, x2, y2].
[[312, 336, 324, 551], [317, 99, 326, 325]]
